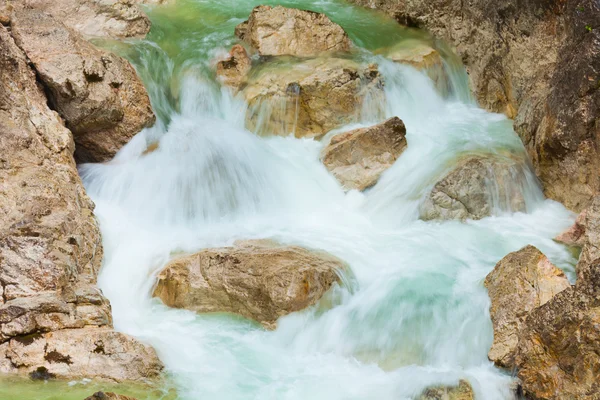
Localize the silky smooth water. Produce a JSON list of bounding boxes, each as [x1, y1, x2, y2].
[[74, 1, 579, 399]]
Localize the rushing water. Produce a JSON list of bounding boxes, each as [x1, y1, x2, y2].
[[73, 1, 579, 399]]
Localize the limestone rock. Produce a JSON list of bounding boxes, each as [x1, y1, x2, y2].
[[215, 44, 252, 90], [85, 393, 138, 400], [347, 0, 600, 213], [321, 117, 407, 191], [418, 380, 474, 400], [484, 246, 570, 368], [0, 328, 162, 382], [11, 9, 155, 162], [243, 58, 383, 137], [419, 155, 528, 221], [515, 261, 600, 399], [153, 240, 346, 328], [235, 5, 351, 57]]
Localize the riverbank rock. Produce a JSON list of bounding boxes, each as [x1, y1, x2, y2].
[[0, 23, 162, 383], [484, 246, 570, 368], [243, 58, 383, 137], [419, 155, 528, 221], [153, 240, 346, 328], [85, 393, 138, 400], [515, 260, 600, 399], [235, 5, 351, 57], [418, 380, 474, 400], [215, 44, 252, 90], [348, 0, 600, 213], [321, 117, 407, 191], [11, 10, 155, 162], [0, 328, 162, 382]]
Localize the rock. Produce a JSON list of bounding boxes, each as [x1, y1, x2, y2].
[[347, 0, 600, 213], [0, 328, 162, 382], [555, 209, 587, 248], [235, 5, 351, 57], [215, 44, 252, 90], [153, 240, 346, 328], [85, 393, 138, 400], [321, 117, 407, 191], [515, 261, 600, 399], [6, 0, 153, 39], [484, 246, 570, 368], [0, 23, 161, 382], [418, 380, 474, 400], [243, 58, 383, 137], [419, 155, 528, 221], [11, 10, 155, 162]]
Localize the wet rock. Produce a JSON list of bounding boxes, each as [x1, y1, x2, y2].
[[243, 58, 383, 137], [484, 245, 570, 368], [215, 44, 252, 90], [321, 117, 407, 191], [85, 392, 138, 400], [11, 10, 155, 162], [347, 0, 600, 213], [153, 240, 346, 328], [235, 5, 351, 57], [0, 328, 162, 382], [418, 380, 474, 400], [515, 261, 600, 399], [419, 155, 528, 221]]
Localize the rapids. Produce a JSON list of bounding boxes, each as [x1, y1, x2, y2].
[[74, 1, 577, 399]]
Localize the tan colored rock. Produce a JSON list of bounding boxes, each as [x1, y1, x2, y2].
[[321, 117, 407, 191], [235, 5, 351, 57], [215, 44, 252, 90], [419, 155, 528, 221], [85, 392, 138, 400], [418, 380, 474, 400], [243, 58, 383, 138], [10, 10, 155, 162], [484, 246, 570, 368], [153, 240, 346, 328], [0, 327, 162, 382]]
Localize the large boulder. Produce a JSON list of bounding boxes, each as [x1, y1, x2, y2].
[[0, 328, 162, 382], [347, 0, 600, 213], [484, 246, 570, 368], [11, 10, 155, 162], [243, 58, 383, 137], [419, 155, 528, 221], [0, 23, 161, 382], [235, 5, 351, 57], [153, 240, 346, 329], [321, 117, 407, 191], [418, 380, 474, 400]]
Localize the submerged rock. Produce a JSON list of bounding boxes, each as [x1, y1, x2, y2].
[[321, 117, 407, 191], [418, 380, 474, 400], [0, 328, 162, 382], [484, 245, 570, 368], [85, 393, 138, 400], [235, 5, 351, 57], [153, 240, 346, 328], [215, 44, 252, 90], [243, 58, 383, 137], [419, 155, 528, 221], [11, 10, 155, 162]]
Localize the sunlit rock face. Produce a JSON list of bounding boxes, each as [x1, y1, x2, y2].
[[153, 240, 346, 329]]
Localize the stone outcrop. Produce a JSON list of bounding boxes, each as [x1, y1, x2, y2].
[[85, 393, 138, 400], [418, 380, 474, 400], [153, 240, 346, 329], [0, 22, 161, 382], [0, 328, 162, 382], [484, 246, 570, 368], [215, 44, 252, 90], [243, 58, 383, 137], [419, 155, 528, 221], [348, 0, 600, 213], [321, 117, 407, 191], [235, 5, 351, 57], [10, 10, 155, 163]]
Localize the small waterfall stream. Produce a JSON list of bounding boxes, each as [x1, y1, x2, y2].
[[72, 1, 579, 399]]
